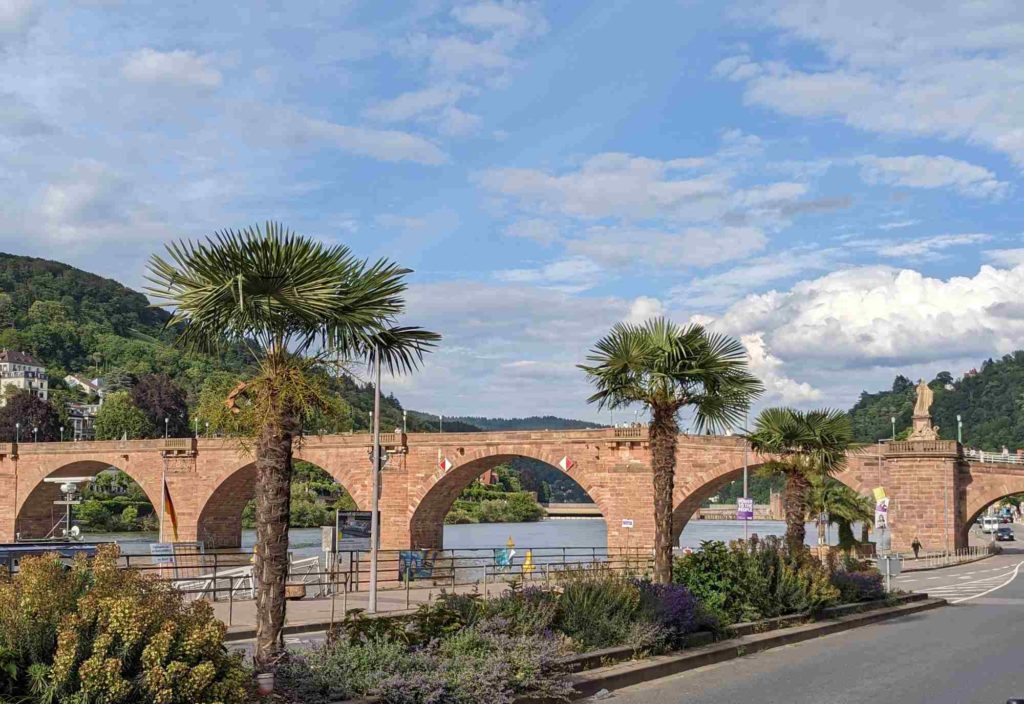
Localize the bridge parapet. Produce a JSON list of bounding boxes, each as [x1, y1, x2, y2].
[[886, 439, 960, 457]]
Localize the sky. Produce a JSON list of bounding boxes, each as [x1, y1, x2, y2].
[[2, 0, 1024, 424]]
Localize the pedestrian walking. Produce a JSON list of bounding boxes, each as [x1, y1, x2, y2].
[[911, 537, 922, 559]]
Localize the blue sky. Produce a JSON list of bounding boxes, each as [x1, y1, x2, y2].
[[3, 1, 1024, 423]]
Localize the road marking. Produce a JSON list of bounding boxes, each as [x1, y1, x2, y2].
[[950, 561, 1024, 604]]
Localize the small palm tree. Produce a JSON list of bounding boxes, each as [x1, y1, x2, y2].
[[746, 408, 854, 556], [146, 223, 438, 667], [579, 319, 762, 583], [807, 475, 873, 550]]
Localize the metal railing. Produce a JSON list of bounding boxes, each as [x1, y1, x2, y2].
[[964, 447, 1024, 465], [117, 546, 654, 623], [899, 545, 995, 569]]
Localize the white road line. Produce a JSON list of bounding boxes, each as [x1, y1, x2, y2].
[[950, 561, 1024, 604]]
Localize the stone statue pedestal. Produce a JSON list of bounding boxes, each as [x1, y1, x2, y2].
[[907, 414, 939, 441]]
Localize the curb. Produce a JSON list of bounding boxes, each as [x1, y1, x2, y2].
[[562, 596, 946, 700]]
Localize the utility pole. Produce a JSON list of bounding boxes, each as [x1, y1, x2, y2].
[[368, 346, 382, 614]]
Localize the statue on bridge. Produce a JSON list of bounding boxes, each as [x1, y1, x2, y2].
[[907, 379, 940, 441]]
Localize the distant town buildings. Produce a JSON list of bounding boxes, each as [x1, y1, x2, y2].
[[0, 349, 48, 404], [64, 374, 105, 400]]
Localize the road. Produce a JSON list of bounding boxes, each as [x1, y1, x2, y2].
[[605, 545, 1024, 704]]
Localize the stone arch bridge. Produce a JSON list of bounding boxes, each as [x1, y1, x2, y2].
[[0, 429, 1012, 552]]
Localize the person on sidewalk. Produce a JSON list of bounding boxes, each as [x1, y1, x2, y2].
[[911, 537, 922, 559]]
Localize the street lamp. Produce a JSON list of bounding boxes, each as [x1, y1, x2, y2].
[[402, 410, 407, 434], [369, 345, 383, 614], [15, 422, 19, 444], [194, 417, 199, 439], [205, 421, 210, 438], [32, 427, 37, 443], [59, 426, 64, 442], [890, 416, 895, 441], [957, 414, 963, 444], [164, 417, 169, 439]]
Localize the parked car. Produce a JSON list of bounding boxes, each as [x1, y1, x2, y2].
[[996, 526, 1015, 541]]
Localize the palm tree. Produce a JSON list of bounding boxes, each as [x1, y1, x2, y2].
[[579, 319, 763, 583], [746, 408, 854, 556], [807, 475, 873, 551], [146, 223, 439, 667]]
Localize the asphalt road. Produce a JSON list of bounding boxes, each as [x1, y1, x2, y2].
[[605, 546, 1024, 704]]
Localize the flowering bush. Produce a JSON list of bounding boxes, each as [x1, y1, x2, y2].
[[635, 580, 714, 646], [831, 570, 885, 603], [0, 547, 250, 703]]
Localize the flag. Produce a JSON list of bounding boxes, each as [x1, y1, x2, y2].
[[523, 549, 535, 575], [163, 479, 179, 542]]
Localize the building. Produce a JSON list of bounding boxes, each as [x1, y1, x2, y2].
[[64, 374, 105, 401], [66, 402, 101, 441], [0, 349, 48, 405]]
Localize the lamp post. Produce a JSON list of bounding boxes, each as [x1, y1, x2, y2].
[[194, 417, 199, 439], [368, 346, 383, 614], [439, 414, 443, 433], [164, 417, 169, 439], [60, 426, 64, 442], [742, 411, 749, 542], [402, 410, 407, 434], [15, 422, 19, 444], [205, 421, 209, 438], [890, 416, 895, 441], [32, 427, 37, 443], [957, 414, 963, 444]]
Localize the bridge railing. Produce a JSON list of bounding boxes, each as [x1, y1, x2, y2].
[[964, 447, 1024, 465], [900, 544, 996, 570]]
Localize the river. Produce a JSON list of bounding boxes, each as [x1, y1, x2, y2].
[[89, 518, 868, 559]]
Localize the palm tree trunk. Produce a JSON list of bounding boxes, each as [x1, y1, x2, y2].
[[783, 469, 810, 556], [253, 392, 298, 669], [650, 404, 678, 583]]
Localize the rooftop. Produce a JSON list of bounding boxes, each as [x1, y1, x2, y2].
[[0, 349, 43, 367]]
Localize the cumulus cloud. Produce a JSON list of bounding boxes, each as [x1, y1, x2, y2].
[[722, 2, 1024, 164], [122, 48, 222, 89], [626, 296, 666, 324], [741, 332, 822, 405], [857, 155, 1009, 199]]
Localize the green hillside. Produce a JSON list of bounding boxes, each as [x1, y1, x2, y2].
[[848, 353, 1024, 450]]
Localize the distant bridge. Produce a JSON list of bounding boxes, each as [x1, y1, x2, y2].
[[0, 431, 1020, 552]]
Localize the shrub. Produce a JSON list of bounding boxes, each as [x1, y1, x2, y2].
[[831, 570, 885, 603], [0, 547, 251, 703], [635, 580, 713, 646], [554, 566, 660, 651], [484, 586, 558, 636]]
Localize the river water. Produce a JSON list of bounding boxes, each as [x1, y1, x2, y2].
[[91, 518, 866, 559]]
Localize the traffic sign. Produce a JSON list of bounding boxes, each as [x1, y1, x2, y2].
[[439, 457, 453, 472], [621, 518, 634, 528], [558, 456, 575, 472]]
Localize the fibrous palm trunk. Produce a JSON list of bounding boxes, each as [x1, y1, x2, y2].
[[783, 469, 810, 557], [253, 392, 298, 669], [650, 405, 678, 584]]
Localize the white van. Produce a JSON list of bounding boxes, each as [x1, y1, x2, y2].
[[982, 516, 1001, 533]]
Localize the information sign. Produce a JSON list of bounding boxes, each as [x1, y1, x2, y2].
[[737, 497, 754, 520]]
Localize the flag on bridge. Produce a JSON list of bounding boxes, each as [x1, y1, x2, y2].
[[162, 479, 179, 542]]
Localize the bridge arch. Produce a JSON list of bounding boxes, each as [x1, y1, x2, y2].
[[959, 468, 1024, 545], [15, 460, 160, 540], [408, 450, 609, 550], [194, 454, 369, 549], [671, 461, 873, 544]]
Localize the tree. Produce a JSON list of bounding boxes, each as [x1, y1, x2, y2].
[[0, 390, 62, 442], [93, 391, 154, 440], [145, 222, 439, 667], [102, 368, 136, 392], [579, 319, 762, 583], [746, 408, 855, 556], [131, 373, 189, 437], [806, 475, 873, 551]]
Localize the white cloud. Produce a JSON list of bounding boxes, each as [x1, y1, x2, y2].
[[364, 85, 467, 123], [986, 248, 1024, 267], [626, 296, 665, 324], [722, 2, 1024, 164], [452, 2, 548, 39], [495, 257, 602, 292], [708, 265, 1024, 373], [122, 48, 222, 89], [879, 219, 920, 231], [287, 114, 447, 165], [872, 233, 991, 259], [565, 226, 767, 269], [0, 0, 38, 43], [741, 332, 822, 405], [857, 155, 1009, 199]]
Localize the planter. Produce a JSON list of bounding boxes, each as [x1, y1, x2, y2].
[[256, 672, 274, 696]]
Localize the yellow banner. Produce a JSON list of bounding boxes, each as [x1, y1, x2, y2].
[[873, 487, 887, 502]]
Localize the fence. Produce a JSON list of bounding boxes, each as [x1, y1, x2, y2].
[[964, 447, 1024, 465], [118, 546, 655, 624], [893, 544, 995, 570]]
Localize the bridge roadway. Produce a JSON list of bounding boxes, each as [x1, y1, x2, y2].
[[609, 542, 1024, 704]]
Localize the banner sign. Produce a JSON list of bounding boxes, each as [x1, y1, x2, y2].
[[493, 547, 516, 568], [737, 497, 754, 521], [336, 511, 375, 551], [150, 543, 175, 566], [398, 550, 436, 580], [874, 497, 890, 530]]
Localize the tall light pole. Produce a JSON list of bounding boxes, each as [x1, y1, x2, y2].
[[59, 426, 64, 442], [890, 416, 895, 441], [368, 346, 383, 614], [742, 411, 749, 542], [15, 422, 19, 444], [164, 417, 169, 439], [403, 410, 407, 434], [439, 414, 443, 433], [205, 421, 209, 438], [32, 427, 37, 443], [194, 417, 199, 439], [957, 414, 963, 444]]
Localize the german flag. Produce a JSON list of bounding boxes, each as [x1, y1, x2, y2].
[[163, 479, 179, 542]]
